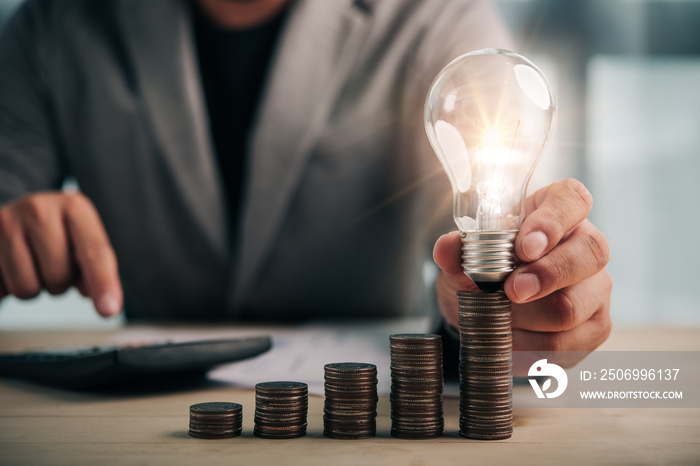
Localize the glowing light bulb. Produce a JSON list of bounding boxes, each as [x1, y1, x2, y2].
[[425, 49, 556, 292]]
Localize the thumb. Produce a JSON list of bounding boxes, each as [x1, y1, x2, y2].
[[433, 231, 475, 289]]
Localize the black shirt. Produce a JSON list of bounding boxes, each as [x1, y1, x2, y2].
[[191, 3, 287, 242]]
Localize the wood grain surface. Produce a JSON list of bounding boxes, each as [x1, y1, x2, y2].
[[0, 326, 698, 465]]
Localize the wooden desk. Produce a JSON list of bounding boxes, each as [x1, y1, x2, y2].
[[0, 327, 698, 465]]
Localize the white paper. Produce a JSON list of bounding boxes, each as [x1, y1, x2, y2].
[[110, 318, 449, 396]]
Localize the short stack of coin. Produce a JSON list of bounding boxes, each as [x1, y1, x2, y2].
[[457, 290, 513, 440], [189, 402, 243, 439], [389, 334, 444, 439], [254, 381, 308, 439], [323, 362, 378, 439]]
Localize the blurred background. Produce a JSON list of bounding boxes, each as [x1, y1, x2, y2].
[[0, 0, 698, 328]]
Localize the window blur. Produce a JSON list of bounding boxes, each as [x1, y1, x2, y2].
[[493, 0, 700, 325], [0, 0, 698, 327]]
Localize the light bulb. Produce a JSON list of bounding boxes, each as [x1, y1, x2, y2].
[[425, 48, 556, 292]]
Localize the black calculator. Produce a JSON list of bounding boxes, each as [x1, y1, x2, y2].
[[0, 336, 271, 389]]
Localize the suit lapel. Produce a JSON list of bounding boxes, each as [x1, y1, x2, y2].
[[231, 0, 374, 308], [121, 0, 227, 260]]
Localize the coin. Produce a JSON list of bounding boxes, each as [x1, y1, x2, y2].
[[389, 333, 444, 439], [457, 290, 513, 441], [323, 362, 378, 440], [188, 402, 242, 440], [325, 362, 377, 373], [254, 381, 308, 439], [188, 430, 241, 439], [255, 381, 308, 393], [253, 427, 307, 439], [190, 402, 242, 415]]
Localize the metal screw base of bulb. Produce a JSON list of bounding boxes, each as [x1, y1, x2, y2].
[[457, 290, 513, 440], [460, 231, 517, 287]]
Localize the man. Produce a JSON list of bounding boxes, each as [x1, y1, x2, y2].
[[0, 0, 611, 355]]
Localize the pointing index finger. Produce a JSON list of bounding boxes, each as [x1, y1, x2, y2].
[[63, 194, 123, 317]]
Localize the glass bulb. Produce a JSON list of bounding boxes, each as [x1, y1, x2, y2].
[[424, 48, 556, 291]]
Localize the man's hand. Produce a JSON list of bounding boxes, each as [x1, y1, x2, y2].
[[433, 179, 612, 353], [0, 192, 122, 317]]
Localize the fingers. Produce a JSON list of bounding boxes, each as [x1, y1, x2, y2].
[[433, 231, 466, 276], [511, 269, 612, 332], [435, 178, 613, 355], [0, 210, 41, 299], [18, 196, 74, 295], [63, 193, 122, 317], [516, 178, 593, 262], [0, 192, 122, 318], [513, 302, 612, 354], [511, 269, 612, 359], [433, 231, 478, 328], [433, 231, 479, 287], [505, 219, 610, 303]]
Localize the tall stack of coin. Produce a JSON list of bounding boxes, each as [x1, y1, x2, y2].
[[189, 402, 243, 439], [457, 290, 513, 440], [323, 362, 378, 439], [254, 381, 308, 439], [389, 334, 444, 439]]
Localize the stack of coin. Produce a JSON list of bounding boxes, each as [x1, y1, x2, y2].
[[189, 402, 243, 439], [389, 334, 444, 439], [457, 290, 513, 440], [323, 362, 378, 439], [254, 381, 308, 439]]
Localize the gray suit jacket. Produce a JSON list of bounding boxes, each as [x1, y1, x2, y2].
[[0, 0, 509, 321]]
